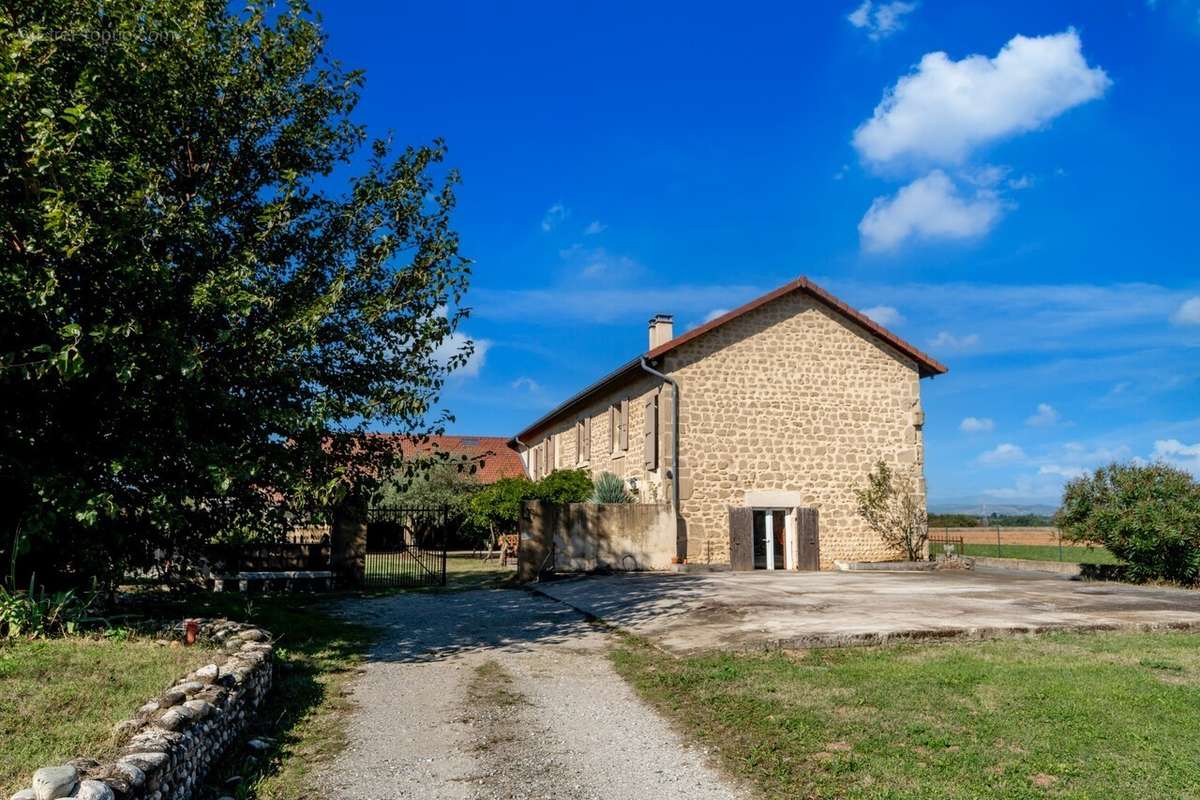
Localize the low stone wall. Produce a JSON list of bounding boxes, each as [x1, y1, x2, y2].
[[519, 501, 677, 581], [9, 619, 273, 800]]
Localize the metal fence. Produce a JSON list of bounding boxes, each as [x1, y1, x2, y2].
[[928, 526, 1115, 564], [364, 506, 453, 588]]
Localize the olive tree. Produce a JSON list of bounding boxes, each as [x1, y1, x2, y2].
[[854, 460, 929, 561]]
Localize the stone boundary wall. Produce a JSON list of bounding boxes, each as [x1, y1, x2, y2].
[[9, 619, 273, 800], [519, 501, 677, 581]]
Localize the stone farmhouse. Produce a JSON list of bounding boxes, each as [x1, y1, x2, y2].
[[507, 276, 947, 570]]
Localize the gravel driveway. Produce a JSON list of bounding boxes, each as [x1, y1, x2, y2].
[[323, 588, 741, 800]]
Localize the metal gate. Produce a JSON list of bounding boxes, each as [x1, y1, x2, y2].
[[364, 506, 451, 587]]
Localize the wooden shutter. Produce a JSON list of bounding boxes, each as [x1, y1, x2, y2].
[[644, 396, 658, 469], [609, 402, 619, 453], [575, 420, 582, 463], [728, 507, 754, 571], [619, 399, 629, 451], [796, 508, 820, 571], [532, 445, 540, 479], [584, 417, 592, 462], [547, 436, 555, 472]]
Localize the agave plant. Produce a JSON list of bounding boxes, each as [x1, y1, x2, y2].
[[591, 472, 633, 504]]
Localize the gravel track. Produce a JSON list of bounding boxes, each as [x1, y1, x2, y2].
[[323, 588, 740, 800]]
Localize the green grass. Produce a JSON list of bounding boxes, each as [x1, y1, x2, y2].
[[931, 541, 1121, 565], [0, 636, 219, 796], [611, 631, 1200, 800]]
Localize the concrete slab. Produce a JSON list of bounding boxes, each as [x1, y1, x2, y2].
[[532, 570, 1200, 653]]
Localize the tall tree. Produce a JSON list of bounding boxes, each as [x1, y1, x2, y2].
[[0, 1, 471, 584]]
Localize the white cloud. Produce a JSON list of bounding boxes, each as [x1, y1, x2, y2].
[[929, 330, 981, 350], [703, 308, 730, 323], [852, 29, 1110, 167], [559, 245, 642, 281], [847, 1, 918, 41], [511, 376, 542, 393], [1025, 402, 1060, 427], [862, 305, 905, 326], [434, 332, 490, 378], [859, 170, 1003, 252], [960, 416, 995, 433], [979, 443, 1026, 464], [1038, 464, 1085, 480], [1172, 296, 1200, 326], [583, 220, 607, 236], [541, 202, 568, 232], [1152, 439, 1200, 476]]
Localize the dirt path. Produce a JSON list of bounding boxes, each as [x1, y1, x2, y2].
[[323, 588, 740, 800]]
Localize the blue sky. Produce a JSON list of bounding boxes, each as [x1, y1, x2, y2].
[[317, 1, 1200, 508]]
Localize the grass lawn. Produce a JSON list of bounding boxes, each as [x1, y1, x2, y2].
[[930, 541, 1121, 565], [365, 552, 516, 592], [612, 631, 1200, 800], [0, 637, 219, 796]]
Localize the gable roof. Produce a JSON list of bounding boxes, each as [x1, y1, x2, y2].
[[509, 276, 947, 445]]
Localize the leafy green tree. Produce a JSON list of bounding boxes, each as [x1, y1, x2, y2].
[[374, 460, 482, 515], [468, 477, 535, 543], [854, 460, 928, 561], [1057, 462, 1200, 584], [0, 1, 470, 585]]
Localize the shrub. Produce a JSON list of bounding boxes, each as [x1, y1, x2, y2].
[[1056, 462, 1200, 584], [533, 469, 594, 504], [591, 472, 633, 504], [0, 577, 99, 638], [854, 460, 928, 561]]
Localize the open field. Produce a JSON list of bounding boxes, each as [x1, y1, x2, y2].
[[612, 630, 1200, 799], [0, 637, 219, 796], [929, 540, 1121, 564]]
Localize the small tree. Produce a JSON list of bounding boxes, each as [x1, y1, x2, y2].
[[1057, 462, 1200, 584], [468, 477, 535, 545], [591, 472, 633, 504], [854, 461, 928, 561]]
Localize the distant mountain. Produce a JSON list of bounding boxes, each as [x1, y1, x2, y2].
[[928, 498, 1060, 516]]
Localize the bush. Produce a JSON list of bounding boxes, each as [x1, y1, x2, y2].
[[533, 469, 594, 504], [1056, 462, 1200, 584], [591, 472, 633, 504]]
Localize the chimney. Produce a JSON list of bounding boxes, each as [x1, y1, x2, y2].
[[648, 314, 674, 349]]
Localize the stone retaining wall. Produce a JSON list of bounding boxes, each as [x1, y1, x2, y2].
[[9, 619, 273, 800]]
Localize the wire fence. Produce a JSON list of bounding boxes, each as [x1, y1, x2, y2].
[[928, 527, 1118, 565]]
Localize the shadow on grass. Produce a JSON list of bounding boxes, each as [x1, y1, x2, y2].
[[123, 591, 375, 799]]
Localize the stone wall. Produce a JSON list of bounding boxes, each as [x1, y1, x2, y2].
[[518, 501, 677, 581], [665, 292, 926, 567], [9, 620, 273, 800]]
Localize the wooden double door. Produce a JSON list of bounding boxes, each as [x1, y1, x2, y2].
[[729, 506, 820, 571]]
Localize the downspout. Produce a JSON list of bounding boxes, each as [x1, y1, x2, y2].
[[639, 357, 680, 518], [513, 436, 530, 477]]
